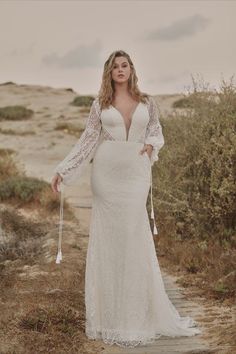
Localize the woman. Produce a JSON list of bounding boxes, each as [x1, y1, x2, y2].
[[51, 50, 201, 348]]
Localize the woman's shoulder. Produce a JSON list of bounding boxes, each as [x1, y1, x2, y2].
[[140, 93, 156, 106], [147, 95, 156, 104], [146, 95, 159, 112]]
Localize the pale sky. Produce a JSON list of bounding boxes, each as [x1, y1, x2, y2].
[[0, 0, 235, 95]]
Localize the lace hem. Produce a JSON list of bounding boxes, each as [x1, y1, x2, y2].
[[85, 327, 162, 348], [85, 322, 201, 348]]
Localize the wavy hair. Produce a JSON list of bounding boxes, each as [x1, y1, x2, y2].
[[97, 50, 149, 110]]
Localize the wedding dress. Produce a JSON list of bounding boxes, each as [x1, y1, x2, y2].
[[53, 96, 202, 348]]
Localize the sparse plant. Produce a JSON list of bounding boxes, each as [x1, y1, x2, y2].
[[71, 95, 95, 107], [55, 122, 84, 137], [0, 128, 36, 135], [153, 75, 236, 300], [0, 206, 47, 262], [0, 105, 33, 121]]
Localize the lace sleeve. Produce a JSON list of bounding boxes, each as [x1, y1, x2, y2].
[[53, 97, 102, 185], [145, 96, 165, 166]]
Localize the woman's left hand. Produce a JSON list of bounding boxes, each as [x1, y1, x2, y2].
[[139, 144, 153, 159]]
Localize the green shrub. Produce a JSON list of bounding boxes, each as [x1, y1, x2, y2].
[[153, 76, 236, 299], [0, 105, 33, 121], [155, 77, 236, 243], [71, 95, 95, 107], [0, 153, 69, 214], [0, 176, 48, 203], [172, 95, 195, 108]]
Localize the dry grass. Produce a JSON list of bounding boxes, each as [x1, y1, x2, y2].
[[1, 78, 235, 352], [0, 147, 90, 352], [55, 122, 84, 138], [150, 76, 236, 352], [0, 127, 36, 135], [152, 76, 236, 301], [0, 218, 105, 353], [0, 150, 20, 180], [0, 148, 16, 156], [0, 206, 48, 263], [79, 106, 91, 114]]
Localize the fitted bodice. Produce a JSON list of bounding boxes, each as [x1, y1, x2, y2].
[[54, 96, 165, 263], [53, 96, 164, 187], [100, 103, 150, 143]]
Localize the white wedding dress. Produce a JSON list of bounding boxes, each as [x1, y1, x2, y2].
[[53, 96, 202, 348]]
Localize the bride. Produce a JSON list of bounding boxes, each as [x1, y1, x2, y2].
[[51, 49, 201, 348]]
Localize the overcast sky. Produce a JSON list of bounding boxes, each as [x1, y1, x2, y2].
[[0, 0, 235, 95]]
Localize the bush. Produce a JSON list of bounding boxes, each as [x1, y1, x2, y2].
[[0, 152, 69, 214], [0, 151, 20, 180], [71, 95, 95, 107], [153, 76, 236, 299], [0, 105, 33, 121], [155, 76, 236, 243], [0, 176, 48, 204], [0, 206, 47, 262], [172, 95, 195, 109]]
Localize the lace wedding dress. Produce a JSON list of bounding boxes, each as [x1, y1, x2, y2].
[[53, 96, 202, 348]]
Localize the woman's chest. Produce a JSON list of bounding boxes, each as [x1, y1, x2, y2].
[[100, 103, 150, 142]]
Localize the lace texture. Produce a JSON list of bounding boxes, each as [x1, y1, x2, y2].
[[85, 161, 201, 349], [53, 96, 164, 184], [145, 96, 165, 166], [53, 96, 202, 348], [53, 97, 102, 186]]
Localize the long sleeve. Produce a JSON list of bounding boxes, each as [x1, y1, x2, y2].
[[145, 96, 165, 166], [53, 97, 102, 186]]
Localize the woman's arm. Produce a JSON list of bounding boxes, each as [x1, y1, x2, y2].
[[145, 96, 165, 165], [53, 97, 102, 185]]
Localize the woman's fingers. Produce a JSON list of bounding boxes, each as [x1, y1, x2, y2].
[[139, 144, 153, 157], [51, 175, 60, 194], [139, 147, 146, 155]]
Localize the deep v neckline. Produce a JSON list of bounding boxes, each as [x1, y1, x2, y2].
[[111, 102, 141, 141]]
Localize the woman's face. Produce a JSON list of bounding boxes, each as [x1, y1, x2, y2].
[[111, 56, 131, 83]]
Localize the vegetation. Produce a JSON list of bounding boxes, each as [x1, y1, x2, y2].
[[55, 122, 84, 137], [0, 207, 47, 263], [153, 76, 236, 301], [71, 95, 95, 107], [0, 150, 69, 211], [0, 127, 36, 135], [0, 150, 73, 263], [0, 148, 15, 156], [0, 175, 47, 204], [0, 105, 33, 120]]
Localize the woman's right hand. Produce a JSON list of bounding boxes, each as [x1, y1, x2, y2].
[[51, 173, 63, 194]]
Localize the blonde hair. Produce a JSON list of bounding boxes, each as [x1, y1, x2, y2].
[[97, 50, 149, 110]]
